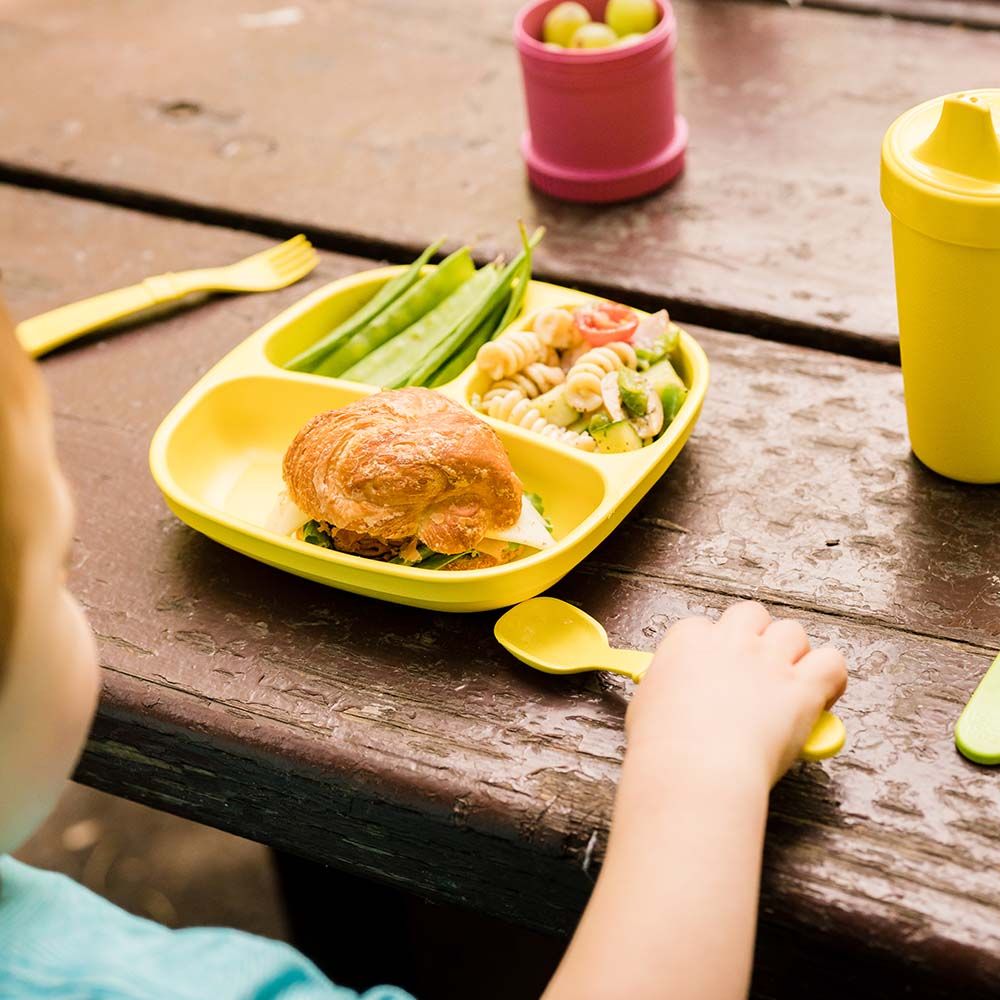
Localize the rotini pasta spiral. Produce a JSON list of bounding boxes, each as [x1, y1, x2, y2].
[[532, 308, 582, 350], [564, 342, 638, 411], [483, 363, 565, 401], [476, 330, 548, 381], [476, 389, 596, 451]]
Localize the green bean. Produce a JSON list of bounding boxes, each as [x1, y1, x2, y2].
[[403, 227, 544, 388], [285, 239, 443, 372], [313, 247, 475, 378], [426, 296, 509, 387], [343, 265, 497, 387]]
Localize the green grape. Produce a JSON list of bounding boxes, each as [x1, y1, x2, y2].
[[569, 21, 618, 48], [605, 0, 658, 36], [616, 32, 646, 46], [542, 2, 591, 47]]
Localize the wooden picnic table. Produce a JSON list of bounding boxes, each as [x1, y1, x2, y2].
[[3, 2, 1000, 996], [6, 0, 1000, 358]]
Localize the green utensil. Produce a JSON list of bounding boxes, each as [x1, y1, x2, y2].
[[955, 653, 1000, 764]]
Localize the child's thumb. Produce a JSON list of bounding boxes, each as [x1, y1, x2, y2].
[[796, 645, 848, 711]]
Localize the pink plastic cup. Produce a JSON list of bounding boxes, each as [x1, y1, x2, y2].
[[514, 0, 687, 203]]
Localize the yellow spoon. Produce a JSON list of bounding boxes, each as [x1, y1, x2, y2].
[[495, 597, 846, 761]]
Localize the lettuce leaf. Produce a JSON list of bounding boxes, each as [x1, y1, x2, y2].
[[525, 492, 552, 533], [302, 520, 335, 549]]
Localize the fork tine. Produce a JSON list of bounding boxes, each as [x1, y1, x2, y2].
[[235, 239, 294, 270], [270, 245, 315, 264], [274, 251, 318, 283], [272, 233, 306, 250], [269, 242, 315, 272], [273, 245, 318, 276], [272, 237, 311, 259], [279, 263, 317, 285], [278, 234, 308, 253], [259, 235, 308, 264], [263, 236, 305, 262], [224, 234, 316, 288]]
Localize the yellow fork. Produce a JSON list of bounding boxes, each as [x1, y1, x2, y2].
[[16, 235, 319, 359]]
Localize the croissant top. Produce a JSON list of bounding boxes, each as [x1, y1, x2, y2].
[[282, 388, 523, 555]]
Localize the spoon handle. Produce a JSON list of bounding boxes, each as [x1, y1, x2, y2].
[[609, 647, 845, 760], [604, 647, 653, 681]]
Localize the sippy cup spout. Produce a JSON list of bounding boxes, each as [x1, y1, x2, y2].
[[914, 94, 1000, 183]]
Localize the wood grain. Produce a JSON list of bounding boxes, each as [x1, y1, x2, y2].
[[772, 0, 1000, 30], [5, 186, 1000, 994], [4, 1, 1000, 355]]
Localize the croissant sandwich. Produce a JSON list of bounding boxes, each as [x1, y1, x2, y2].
[[270, 388, 554, 571]]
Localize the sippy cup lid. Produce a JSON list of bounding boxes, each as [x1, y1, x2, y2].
[[881, 90, 1000, 249]]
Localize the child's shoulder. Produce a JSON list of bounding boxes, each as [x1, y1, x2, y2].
[[0, 857, 412, 1000]]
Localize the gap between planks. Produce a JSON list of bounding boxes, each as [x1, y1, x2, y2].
[[0, 163, 901, 367], [579, 561, 1000, 659]]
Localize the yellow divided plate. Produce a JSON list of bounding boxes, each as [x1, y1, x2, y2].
[[149, 268, 709, 612]]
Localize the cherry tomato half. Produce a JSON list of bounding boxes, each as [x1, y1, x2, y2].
[[573, 302, 639, 347]]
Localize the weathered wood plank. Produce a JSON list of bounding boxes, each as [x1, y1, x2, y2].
[[592, 332, 1000, 649], [766, 0, 1000, 30], [4, 1, 1000, 355], [7, 185, 1000, 994], [78, 606, 1000, 999], [9, 186, 996, 653], [1, 187, 368, 333]]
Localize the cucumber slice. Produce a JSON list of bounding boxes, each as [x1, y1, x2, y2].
[[590, 419, 644, 454], [660, 384, 688, 423], [645, 360, 689, 422], [618, 369, 649, 418], [644, 359, 684, 395], [534, 385, 580, 428]]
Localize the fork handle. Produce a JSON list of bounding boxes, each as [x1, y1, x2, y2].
[[15, 273, 193, 359]]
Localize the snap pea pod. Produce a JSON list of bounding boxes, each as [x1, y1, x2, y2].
[[342, 264, 497, 387], [490, 224, 535, 340], [403, 227, 544, 388], [285, 239, 442, 373], [314, 247, 475, 378], [426, 296, 509, 387]]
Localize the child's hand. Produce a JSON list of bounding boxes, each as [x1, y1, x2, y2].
[[547, 605, 846, 1000], [627, 602, 847, 786]]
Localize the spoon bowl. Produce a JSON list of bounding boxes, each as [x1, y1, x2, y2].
[[495, 596, 651, 680]]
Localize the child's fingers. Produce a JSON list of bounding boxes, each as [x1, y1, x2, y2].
[[761, 619, 810, 663], [651, 616, 711, 666], [717, 600, 771, 635], [664, 615, 712, 643], [796, 646, 848, 709]]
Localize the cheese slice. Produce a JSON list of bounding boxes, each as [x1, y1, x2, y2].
[[266, 494, 309, 536], [487, 495, 554, 550], [269, 492, 554, 551]]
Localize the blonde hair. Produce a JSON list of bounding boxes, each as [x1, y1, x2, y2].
[[0, 301, 39, 673]]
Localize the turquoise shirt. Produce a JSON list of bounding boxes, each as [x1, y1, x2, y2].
[[0, 857, 415, 999]]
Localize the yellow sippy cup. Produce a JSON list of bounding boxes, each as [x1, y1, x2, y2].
[[881, 90, 1000, 484]]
